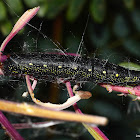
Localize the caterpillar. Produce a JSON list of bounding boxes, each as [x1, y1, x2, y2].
[[1, 52, 140, 86]]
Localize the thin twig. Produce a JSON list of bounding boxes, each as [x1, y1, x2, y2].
[[11, 121, 64, 129]]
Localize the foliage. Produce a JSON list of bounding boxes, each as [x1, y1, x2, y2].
[[0, 0, 140, 140]]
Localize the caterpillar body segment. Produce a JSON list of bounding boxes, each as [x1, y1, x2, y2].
[[2, 53, 140, 86]]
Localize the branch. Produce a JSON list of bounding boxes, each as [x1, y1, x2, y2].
[[100, 84, 140, 100], [0, 99, 108, 126]]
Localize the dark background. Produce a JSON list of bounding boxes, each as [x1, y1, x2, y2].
[[0, 0, 140, 139]]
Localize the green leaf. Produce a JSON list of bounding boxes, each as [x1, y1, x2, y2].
[[113, 15, 129, 37], [24, 0, 40, 7], [88, 24, 110, 47], [0, 1, 7, 21], [6, 0, 23, 15], [38, 38, 57, 52], [46, 0, 69, 19], [123, 0, 134, 11], [119, 62, 140, 71], [37, 3, 48, 17], [65, 35, 81, 53], [0, 20, 12, 36], [24, 0, 47, 17], [123, 39, 140, 57], [92, 100, 122, 121], [131, 10, 140, 32], [67, 0, 86, 21], [90, 0, 106, 23]]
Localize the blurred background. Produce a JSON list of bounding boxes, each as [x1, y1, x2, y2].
[[0, 0, 140, 139]]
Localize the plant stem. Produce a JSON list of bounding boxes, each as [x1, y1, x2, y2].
[[0, 99, 108, 125], [65, 82, 109, 140], [0, 111, 24, 140]]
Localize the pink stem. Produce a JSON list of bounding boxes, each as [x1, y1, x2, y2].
[[65, 82, 109, 140], [0, 32, 17, 55], [31, 79, 37, 90], [66, 82, 82, 113], [25, 75, 33, 93], [26, 75, 82, 111], [100, 84, 140, 97], [0, 7, 40, 62], [47, 52, 81, 57], [0, 69, 4, 75], [65, 53, 80, 56], [0, 7, 40, 140], [0, 55, 7, 62], [0, 111, 24, 140]]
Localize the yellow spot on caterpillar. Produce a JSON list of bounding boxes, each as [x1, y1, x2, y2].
[[12, 71, 18, 73], [24, 72, 27, 74], [103, 71, 106, 74], [116, 74, 119, 77], [58, 65, 62, 68], [74, 67, 77, 70], [88, 69, 92, 72], [43, 64, 47, 67], [134, 77, 137, 80], [29, 63, 33, 66]]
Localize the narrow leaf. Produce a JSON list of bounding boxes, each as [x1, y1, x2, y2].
[[0, 20, 12, 36], [113, 15, 129, 37], [0, 1, 7, 21], [131, 10, 140, 32], [46, 0, 69, 19], [67, 0, 86, 21], [123, 0, 134, 10], [6, 0, 23, 15], [24, 0, 39, 7], [90, 0, 106, 23], [119, 62, 140, 71], [123, 39, 140, 57]]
